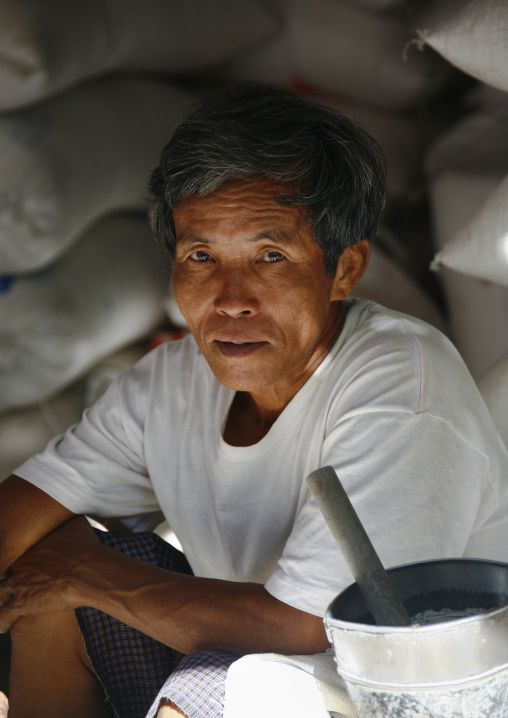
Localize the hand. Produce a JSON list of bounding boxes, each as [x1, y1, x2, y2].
[[0, 516, 102, 633], [0, 691, 8, 718]]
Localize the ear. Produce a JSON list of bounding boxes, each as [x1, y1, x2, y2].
[[330, 239, 370, 301]]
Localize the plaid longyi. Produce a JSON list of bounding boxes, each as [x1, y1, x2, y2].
[[76, 530, 236, 718], [76, 530, 184, 718]]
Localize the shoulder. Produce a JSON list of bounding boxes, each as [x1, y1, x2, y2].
[[325, 299, 479, 417], [95, 333, 212, 423], [136, 332, 203, 372], [340, 298, 454, 360], [121, 333, 207, 391]]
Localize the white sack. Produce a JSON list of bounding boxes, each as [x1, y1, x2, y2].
[[425, 108, 508, 176], [0, 77, 194, 274], [352, 243, 447, 332], [0, 346, 148, 479], [319, 93, 431, 201], [0, 214, 170, 413], [0, 382, 84, 481], [431, 173, 508, 286], [429, 171, 508, 379], [216, 0, 450, 111], [477, 352, 508, 450], [0, 0, 277, 111], [416, 0, 508, 92]]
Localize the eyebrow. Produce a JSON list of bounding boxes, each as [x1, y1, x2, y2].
[[176, 228, 295, 248]]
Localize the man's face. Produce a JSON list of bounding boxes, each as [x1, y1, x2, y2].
[[172, 177, 350, 400]]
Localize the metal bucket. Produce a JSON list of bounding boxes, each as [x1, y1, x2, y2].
[[325, 558, 508, 718]]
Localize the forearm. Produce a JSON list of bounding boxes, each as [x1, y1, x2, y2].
[[70, 543, 328, 656], [1, 517, 328, 654], [0, 475, 74, 574]]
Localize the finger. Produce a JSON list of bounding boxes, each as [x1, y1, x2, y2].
[[0, 582, 16, 633], [0, 604, 17, 634], [0, 581, 14, 609]]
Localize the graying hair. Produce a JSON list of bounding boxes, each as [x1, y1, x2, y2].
[[147, 82, 387, 274]]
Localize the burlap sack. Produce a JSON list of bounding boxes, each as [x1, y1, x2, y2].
[[0, 76, 193, 273], [0, 344, 149, 480], [0, 214, 170, 412], [216, 0, 450, 110], [429, 171, 508, 380], [431, 173, 508, 286], [312, 90, 432, 202], [352, 243, 446, 332], [416, 0, 508, 92], [0, 0, 277, 111], [0, 382, 84, 481], [426, 108, 508, 176]]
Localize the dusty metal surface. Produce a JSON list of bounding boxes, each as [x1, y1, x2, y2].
[[326, 557, 508, 718], [326, 606, 508, 717], [346, 665, 508, 718]]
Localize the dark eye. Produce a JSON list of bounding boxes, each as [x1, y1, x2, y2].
[[262, 251, 284, 263], [189, 250, 211, 262]]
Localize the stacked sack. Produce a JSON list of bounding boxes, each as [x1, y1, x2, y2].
[[4, 0, 507, 477], [416, 0, 508, 445], [0, 0, 279, 478], [207, 0, 462, 324], [213, 0, 453, 205]]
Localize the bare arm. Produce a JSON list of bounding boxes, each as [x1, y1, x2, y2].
[[0, 516, 329, 656], [0, 475, 74, 575]]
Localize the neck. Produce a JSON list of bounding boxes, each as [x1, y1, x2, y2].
[[250, 300, 346, 414], [223, 301, 346, 446]]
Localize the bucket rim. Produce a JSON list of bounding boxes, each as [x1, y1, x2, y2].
[[326, 601, 508, 635], [325, 556, 508, 634]]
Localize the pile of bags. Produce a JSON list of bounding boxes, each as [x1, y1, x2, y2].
[[0, 0, 278, 478], [416, 0, 508, 446], [2, 0, 508, 479], [0, 0, 277, 112]]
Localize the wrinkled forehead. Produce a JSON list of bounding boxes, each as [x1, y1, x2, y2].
[[173, 177, 311, 239]]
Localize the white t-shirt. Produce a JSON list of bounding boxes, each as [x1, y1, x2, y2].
[[15, 299, 508, 617]]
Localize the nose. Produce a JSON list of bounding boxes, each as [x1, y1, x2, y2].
[[214, 267, 259, 318]]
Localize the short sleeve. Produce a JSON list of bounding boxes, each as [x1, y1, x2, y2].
[[14, 358, 160, 517], [265, 410, 491, 617]]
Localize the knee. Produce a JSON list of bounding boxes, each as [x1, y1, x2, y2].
[[10, 609, 74, 640], [9, 612, 46, 641], [156, 700, 188, 717], [153, 650, 236, 718], [10, 609, 90, 668]]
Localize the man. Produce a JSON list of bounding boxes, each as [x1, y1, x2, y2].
[[1, 82, 507, 718]]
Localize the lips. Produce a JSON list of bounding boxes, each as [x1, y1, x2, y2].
[[214, 340, 267, 357]]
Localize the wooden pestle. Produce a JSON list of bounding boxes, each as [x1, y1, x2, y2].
[[307, 466, 411, 626]]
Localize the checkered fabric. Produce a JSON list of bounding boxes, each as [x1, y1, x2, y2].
[[145, 650, 238, 718], [76, 530, 191, 718], [76, 530, 237, 718]]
